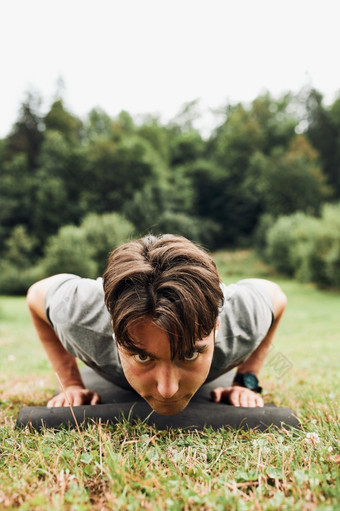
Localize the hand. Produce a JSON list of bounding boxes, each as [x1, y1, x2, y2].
[[47, 387, 101, 408], [211, 385, 264, 407]]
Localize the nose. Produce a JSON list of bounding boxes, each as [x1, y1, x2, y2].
[[156, 364, 180, 399]]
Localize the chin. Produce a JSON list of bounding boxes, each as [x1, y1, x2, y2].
[[149, 399, 189, 416]]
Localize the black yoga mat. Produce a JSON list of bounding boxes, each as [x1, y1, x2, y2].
[[16, 368, 300, 431]]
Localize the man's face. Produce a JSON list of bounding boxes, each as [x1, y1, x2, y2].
[[117, 319, 216, 416]]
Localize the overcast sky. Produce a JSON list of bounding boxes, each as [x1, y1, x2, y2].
[[1, 0, 339, 137]]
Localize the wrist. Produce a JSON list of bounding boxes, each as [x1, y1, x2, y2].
[[233, 372, 262, 393]]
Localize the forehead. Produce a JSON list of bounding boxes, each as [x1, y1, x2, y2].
[[127, 318, 212, 354], [128, 319, 173, 350]]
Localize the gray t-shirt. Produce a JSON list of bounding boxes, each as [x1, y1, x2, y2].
[[45, 274, 274, 388]]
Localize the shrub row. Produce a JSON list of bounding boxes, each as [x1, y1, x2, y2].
[[0, 212, 134, 295], [259, 203, 340, 289], [0, 209, 220, 295]]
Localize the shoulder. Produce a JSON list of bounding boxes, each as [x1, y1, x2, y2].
[[27, 274, 79, 321], [42, 274, 105, 328], [221, 278, 286, 312], [219, 279, 277, 332], [231, 279, 287, 319]]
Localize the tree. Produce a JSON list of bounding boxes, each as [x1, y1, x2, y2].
[[44, 99, 83, 144], [83, 135, 168, 214], [249, 135, 331, 217], [169, 130, 205, 167], [42, 212, 134, 277], [138, 115, 171, 165], [32, 130, 88, 246], [306, 89, 340, 197], [0, 154, 35, 253], [5, 91, 44, 170], [3, 225, 36, 269], [83, 108, 113, 142]]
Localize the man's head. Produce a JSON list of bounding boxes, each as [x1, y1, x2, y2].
[[103, 234, 224, 414]]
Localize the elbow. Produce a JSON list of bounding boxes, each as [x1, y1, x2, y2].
[[26, 280, 45, 318], [26, 282, 39, 311], [273, 284, 287, 318]]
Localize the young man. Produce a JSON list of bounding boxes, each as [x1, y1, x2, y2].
[[27, 234, 287, 416]]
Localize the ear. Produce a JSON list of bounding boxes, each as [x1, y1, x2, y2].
[[215, 318, 220, 330]]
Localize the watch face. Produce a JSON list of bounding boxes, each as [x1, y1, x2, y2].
[[243, 373, 258, 390]]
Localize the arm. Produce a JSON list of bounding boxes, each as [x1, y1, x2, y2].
[[211, 279, 287, 407], [27, 275, 100, 407]]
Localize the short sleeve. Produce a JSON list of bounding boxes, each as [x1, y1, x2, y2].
[[207, 279, 274, 381], [44, 274, 127, 385]]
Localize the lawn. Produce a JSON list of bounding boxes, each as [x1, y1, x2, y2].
[[0, 251, 339, 510]]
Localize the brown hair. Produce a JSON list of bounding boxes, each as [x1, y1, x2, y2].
[[103, 234, 224, 359]]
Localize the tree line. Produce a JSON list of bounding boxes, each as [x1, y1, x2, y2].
[[1, 87, 340, 292]]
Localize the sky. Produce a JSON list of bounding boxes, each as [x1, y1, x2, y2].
[[1, 0, 339, 137]]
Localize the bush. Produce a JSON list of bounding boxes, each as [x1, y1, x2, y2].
[[0, 261, 45, 295], [41, 212, 135, 278], [253, 214, 275, 258], [154, 212, 222, 250], [42, 225, 98, 278], [80, 212, 135, 273], [305, 204, 340, 288], [264, 203, 340, 289]]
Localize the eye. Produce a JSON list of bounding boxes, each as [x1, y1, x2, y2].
[[133, 353, 152, 364], [184, 350, 200, 361]]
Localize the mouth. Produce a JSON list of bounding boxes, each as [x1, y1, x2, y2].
[[148, 394, 192, 406], [151, 398, 182, 404]]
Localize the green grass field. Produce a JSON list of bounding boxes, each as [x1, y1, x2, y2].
[[0, 251, 339, 510]]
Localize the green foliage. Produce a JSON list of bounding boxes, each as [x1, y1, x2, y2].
[[44, 99, 83, 144], [4, 91, 44, 169], [155, 211, 221, 249], [0, 154, 35, 252], [79, 212, 135, 273], [41, 212, 134, 278], [264, 203, 340, 288], [263, 136, 330, 217], [32, 130, 88, 244], [83, 135, 167, 214], [265, 213, 320, 277], [42, 224, 98, 278], [2, 86, 340, 272], [137, 115, 171, 164], [306, 89, 340, 197], [0, 260, 45, 295], [83, 108, 113, 142], [170, 130, 205, 166], [3, 225, 36, 268]]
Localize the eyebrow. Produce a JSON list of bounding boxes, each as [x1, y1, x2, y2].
[[125, 342, 209, 360]]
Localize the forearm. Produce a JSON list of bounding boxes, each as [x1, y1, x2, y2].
[[28, 308, 84, 390], [235, 314, 283, 377], [212, 281, 287, 407], [235, 282, 287, 378]]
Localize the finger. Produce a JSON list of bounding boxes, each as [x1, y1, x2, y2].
[[47, 395, 64, 408], [46, 398, 55, 408], [255, 395, 264, 407], [245, 393, 257, 408], [90, 393, 100, 405], [228, 389, 241, 407], [211, 387, 232, 403], [211, 387, 224, 402], [72, 394, 83, 407]]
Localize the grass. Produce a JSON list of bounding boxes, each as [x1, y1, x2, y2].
[[0, 250, 339, 510]]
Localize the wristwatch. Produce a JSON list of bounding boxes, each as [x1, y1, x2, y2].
[[233, 372, 262, 393]]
